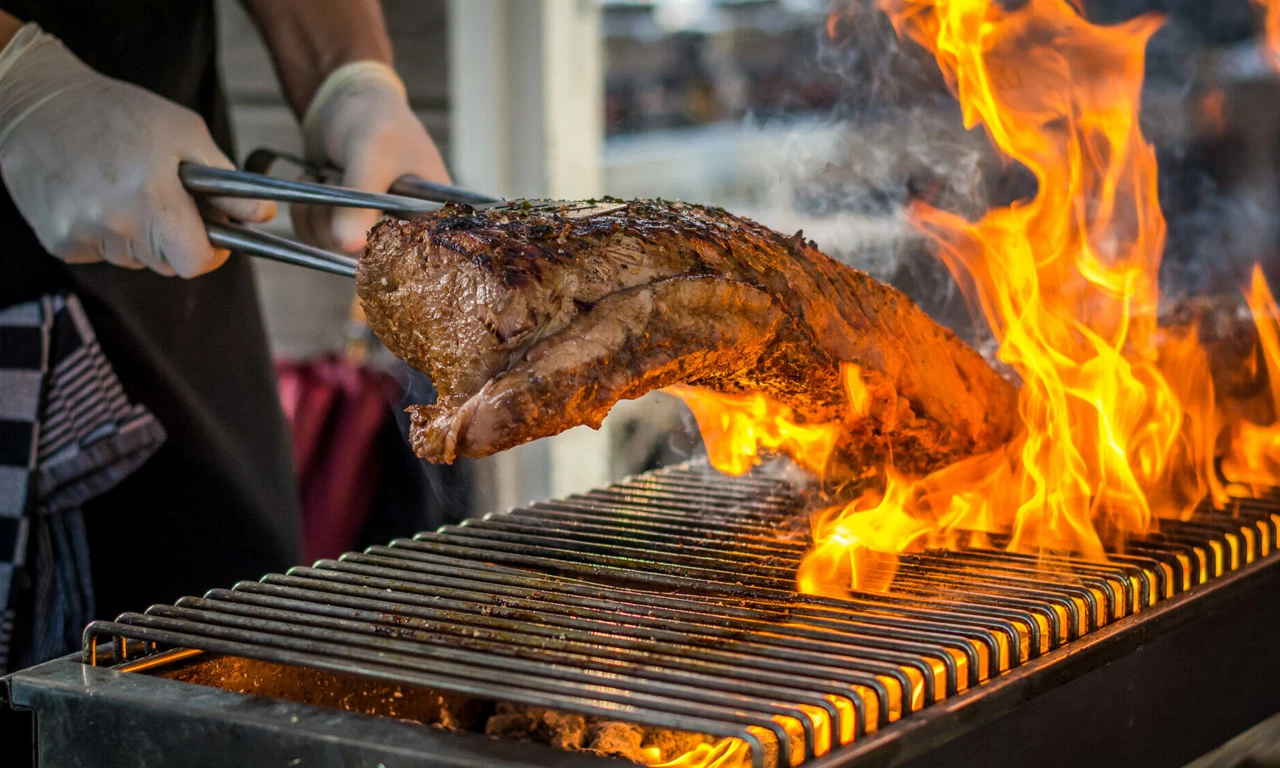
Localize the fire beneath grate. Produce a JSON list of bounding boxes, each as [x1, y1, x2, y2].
[[83, 464, 1280, 768]]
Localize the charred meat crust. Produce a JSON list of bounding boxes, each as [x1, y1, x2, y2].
[[358, 199, 1020, 475]]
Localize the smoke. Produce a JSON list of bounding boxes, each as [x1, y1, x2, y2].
[[1159, 149, 1279, 299], [753, 0, 1280, 330], [1137, 0, 1280, 298], [734, 0, 1008, 341]]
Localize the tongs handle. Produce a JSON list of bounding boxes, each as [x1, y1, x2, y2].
[[178, 163, 442, 214], [205, 221, 357, 277], [244, 148, 503, 206]]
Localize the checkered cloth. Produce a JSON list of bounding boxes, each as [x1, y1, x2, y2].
[[0, 294, 165, 671]]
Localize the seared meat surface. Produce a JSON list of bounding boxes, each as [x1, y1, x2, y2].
[[357, 200, 1018, 475]]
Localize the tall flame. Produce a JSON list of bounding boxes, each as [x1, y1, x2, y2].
[[798, 0, 1201, 594]]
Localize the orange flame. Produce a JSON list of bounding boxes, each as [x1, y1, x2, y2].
[[1222, 265, 1280, 490], [1255, 0, 1280, 71], [801, 0, 1197, 584], [652, 739, 745, 768], [797, 469, 932, 596], [666, 386, 841, 477], [666, 364, 868, 478], [650, 708, 834, 768]]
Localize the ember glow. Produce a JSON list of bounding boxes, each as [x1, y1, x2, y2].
[[667, 0, 1280, 607]]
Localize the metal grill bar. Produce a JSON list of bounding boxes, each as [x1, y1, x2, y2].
[[83, 464, 1280, 768]]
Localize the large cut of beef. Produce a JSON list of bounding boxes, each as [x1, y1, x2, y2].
[[356, 200, 1019, 476]]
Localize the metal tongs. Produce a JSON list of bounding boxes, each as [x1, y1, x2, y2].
[[180, 148, 624, 277], [179, 152, 486, 277]]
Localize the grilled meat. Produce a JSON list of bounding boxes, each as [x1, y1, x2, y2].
[[357, 200, 1019, 475]]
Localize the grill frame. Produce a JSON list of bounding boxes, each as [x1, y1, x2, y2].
[[5, 463, 1280, 767], [6, 547, 1278, 768]]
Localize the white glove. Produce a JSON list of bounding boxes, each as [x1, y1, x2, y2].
[[0, 24, 275, 278], [295, 61, 450, 253]]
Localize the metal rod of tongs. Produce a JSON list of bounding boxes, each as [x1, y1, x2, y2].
[[181, 152, 503, 278], [179, 162, 444, 215], [180, 161, 448, 277], [204, 221, 357, 277], [244, 148, 503, 206]]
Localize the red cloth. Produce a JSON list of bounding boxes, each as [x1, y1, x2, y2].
[[276, 357, 395, 562]]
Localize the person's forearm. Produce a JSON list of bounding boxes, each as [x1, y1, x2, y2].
[[0, 12, 26, 51], [238, 0, 393, 117]]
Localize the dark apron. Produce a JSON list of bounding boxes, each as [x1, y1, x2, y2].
[[0, 1, 300, 623]]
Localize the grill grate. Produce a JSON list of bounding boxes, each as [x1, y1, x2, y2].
[[83, 464, 1280, 768]]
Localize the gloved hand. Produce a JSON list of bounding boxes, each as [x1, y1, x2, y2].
[[294, 61, 450, 253], [0, 24, 275, 278]]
